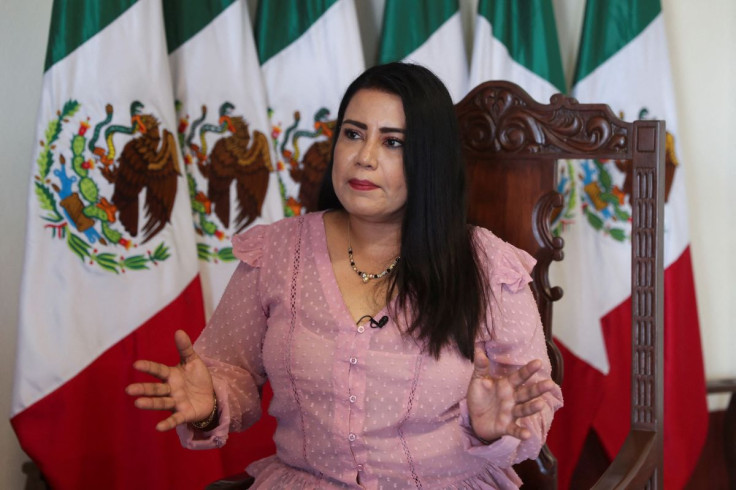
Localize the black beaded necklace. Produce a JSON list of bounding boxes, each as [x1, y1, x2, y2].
[[347, 219, 400, 283]]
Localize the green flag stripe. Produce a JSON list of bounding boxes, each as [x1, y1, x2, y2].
[[378, 0, 458, 64], [478, 0, 565, 92], [163, 0, 237, 53], [44, 0, 138, 71], [574, 0, 661, 84], [256, 0, 337, 65]]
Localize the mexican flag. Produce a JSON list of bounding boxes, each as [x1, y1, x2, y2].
[[551, 0, 708, 488], [10, 0, 225, 488], [164, 0, 280, 473], [378, 0, 468, 103], [166, 0, 283, 318], [468, 0, 565, 101], [256, 0, 364, 215]]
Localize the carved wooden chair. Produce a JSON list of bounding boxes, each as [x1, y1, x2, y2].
[[456, 80, 665, 489]]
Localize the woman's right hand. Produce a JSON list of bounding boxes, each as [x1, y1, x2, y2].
[[125, 330, 215, 431]]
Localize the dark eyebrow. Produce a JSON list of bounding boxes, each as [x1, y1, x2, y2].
[[343, 119, 366, 129], [343, 119, 405, 134]]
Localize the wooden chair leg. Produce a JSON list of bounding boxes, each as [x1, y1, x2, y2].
[[724, 392, 736, 490], [21, 461, 50, 490], [706, 379, 736, 490]]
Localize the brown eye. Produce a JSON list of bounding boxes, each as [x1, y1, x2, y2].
[[343, 128, 360, 139]]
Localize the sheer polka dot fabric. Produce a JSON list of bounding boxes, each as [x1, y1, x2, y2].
[[177, 212, 562, 489]]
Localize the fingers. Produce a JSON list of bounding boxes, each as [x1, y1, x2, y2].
[[156, 411, 189, 432], [133, 396, 176, 411], [514, 378, 557, 404], [512, 397, 548, 419], [125, 382, 171, 397], [174, 330, 196, 365], [126, 332, 199, 433], [132, 359, 170, 381], [507, 359, 544, 387], [131, 331, 194, 379], [506, 424, 532, 441], [472, 348, 491, 378]]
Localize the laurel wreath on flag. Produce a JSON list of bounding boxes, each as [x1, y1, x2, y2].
[[552, 158, 631, 242]]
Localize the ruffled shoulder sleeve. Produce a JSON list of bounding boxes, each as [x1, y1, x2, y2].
[[231, 224, 267, 267], [473, 227, 539, 343], [473, 227, 535, 293]]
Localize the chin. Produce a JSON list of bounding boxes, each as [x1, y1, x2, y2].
[[336, 191, 404, 221], [348, 206, 405, 224]]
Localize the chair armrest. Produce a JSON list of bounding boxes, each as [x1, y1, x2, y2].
[[590, 430, 658, 490], [706, 378, 736, 490], [706, 378, 736, 395]]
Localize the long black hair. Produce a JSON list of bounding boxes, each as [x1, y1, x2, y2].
[[318, 62, 488, 360]]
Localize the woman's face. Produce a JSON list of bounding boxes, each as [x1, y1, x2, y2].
[[332, 88, 407, 224]]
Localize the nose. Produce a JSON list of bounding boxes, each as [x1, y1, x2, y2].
[[356, 138, 378, 169]]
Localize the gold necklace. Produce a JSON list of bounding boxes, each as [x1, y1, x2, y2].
[[347, 220, 400, 283]]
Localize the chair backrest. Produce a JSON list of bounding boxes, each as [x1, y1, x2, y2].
[[455, 81, 665, 489]]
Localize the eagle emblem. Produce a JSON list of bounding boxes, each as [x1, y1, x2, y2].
[[95, 101, 180, 243], [270, 108, 335, 216], [177, 102, 273, 262], [33, 100, 175, 273]]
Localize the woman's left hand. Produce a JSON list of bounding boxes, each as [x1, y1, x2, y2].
[[466, 347, 556, 443]]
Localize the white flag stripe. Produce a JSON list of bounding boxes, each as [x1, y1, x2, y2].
[[550, 220, 627, 373], [469, 15, 559, 103], [401, 11, 468, 102], [261, 0, 364, 106]]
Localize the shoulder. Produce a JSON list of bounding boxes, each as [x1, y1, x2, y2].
[[472, 227, 542, 343], [232, 212, 323, 267], [471, 226, 536, 294]]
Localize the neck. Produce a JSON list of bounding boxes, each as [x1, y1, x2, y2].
[[345, 212, 402, 260]]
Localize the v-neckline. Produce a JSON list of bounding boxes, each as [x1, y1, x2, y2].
[[312, 211, 392, 327]]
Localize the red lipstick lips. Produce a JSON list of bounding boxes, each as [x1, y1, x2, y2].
[[348, 179, 379, 191]]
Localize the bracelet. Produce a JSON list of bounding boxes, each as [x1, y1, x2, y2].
[[190, 394, 218, 431], [476, 435, 500, 445]]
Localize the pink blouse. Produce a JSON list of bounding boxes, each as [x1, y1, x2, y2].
[[177, 211, 562, 489]]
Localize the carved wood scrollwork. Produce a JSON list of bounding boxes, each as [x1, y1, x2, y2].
[[533, 190, 565, 304], [458, 82, 631, 158], [532, 191, 566, 385]]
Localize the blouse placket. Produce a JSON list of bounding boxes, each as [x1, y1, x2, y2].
[[331, 314, 372, 484]]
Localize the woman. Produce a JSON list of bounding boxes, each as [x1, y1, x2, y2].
[[127, 62, 562, 488]]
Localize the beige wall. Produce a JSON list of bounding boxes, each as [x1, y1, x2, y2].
[[1, 0, 733, 487], [1, 1, 53, 488]]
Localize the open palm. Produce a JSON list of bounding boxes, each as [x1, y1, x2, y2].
[[125, 330, 215, 431], [466, 348, 555, 443]]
